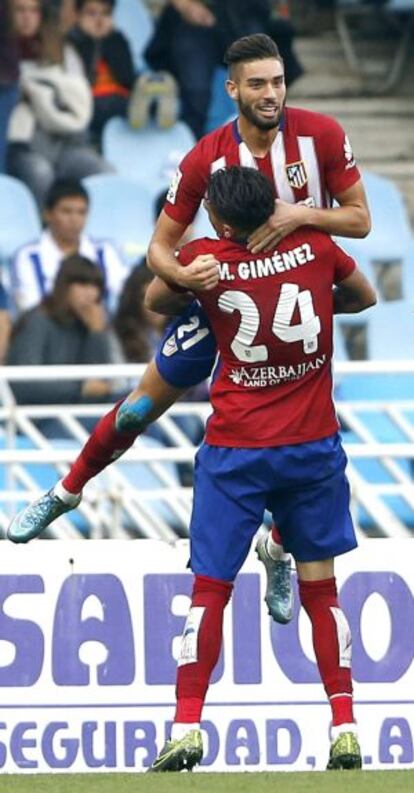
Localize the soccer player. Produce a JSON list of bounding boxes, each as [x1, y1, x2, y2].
[[7, 32, 371, 624], [147, 166, 376, 773]]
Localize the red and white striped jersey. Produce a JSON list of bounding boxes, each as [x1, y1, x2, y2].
[[164, 107, 360, 227]]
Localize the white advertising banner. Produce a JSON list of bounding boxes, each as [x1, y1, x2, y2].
[[0, 539, 413, 773]]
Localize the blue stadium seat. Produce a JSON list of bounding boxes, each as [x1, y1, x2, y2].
[[113, 0, 154, 72], [0, 175, 41, 263], [116, 435, 183, 529], [205, 67, 237, 133], [336, 373, 414, 401], [333, 318, 349, 362], [82, 174, 154, 264], [401, 239, 414, 299], [366, 299, 414, 360], [102, 118, 195, 198], [336, 171, 412, 267]]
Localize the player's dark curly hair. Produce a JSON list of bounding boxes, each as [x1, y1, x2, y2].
[[224, 33, 283, 76], [207, 166, 275, 235]]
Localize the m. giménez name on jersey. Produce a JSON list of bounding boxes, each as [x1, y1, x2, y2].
[[217, 242, 315, 282]]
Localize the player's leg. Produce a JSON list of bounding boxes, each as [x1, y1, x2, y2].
[[7, 303, 216, 543], [268, 432, 361, 770], [255, 521, 293, 623], [295, 557, 361, 770], [148, 445, 268, 772]]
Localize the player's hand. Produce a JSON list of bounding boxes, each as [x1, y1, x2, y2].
[[177, 254, 220, 291], [247, 200, 309, 253], [174, 0, 216, 27]]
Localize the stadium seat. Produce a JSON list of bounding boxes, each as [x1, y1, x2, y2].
[[113, 0, 154, 72], [336, 171, 412, 270], [0, 175, 41, 263], [102, 118, 195, 199], [116, 434, 183, 530], [333, 319, 349, 362], [205, 67, 237, 133], [401, 240, 414, 299], [366, 299, 414, 360], [82, 174, 154, 264]]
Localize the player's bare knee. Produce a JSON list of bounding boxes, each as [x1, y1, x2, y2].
[[115, 394, 154, 433]]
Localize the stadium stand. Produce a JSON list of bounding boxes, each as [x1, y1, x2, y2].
[[336, 0, 414, 93], [82, 173, 154, 264], [113, 0, 154, 72], [0, 174, 41, 265], [102, 117, 195, 197], [0, 2, 413, 547]]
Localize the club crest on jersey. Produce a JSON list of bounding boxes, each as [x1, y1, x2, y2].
[[285, 160, 308, 189], [162, 334, 179, 357]]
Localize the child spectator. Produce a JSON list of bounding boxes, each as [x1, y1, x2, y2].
[[67, 0, 136, 144], [7, 0, 112, 208], [12, 178, 127, 315], [7, 254, 113, 404]]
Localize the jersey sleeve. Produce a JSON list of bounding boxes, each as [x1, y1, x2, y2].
[[163, 143, 210, 227], [332, 241, 357, 284], [318, 116, 361, 197]]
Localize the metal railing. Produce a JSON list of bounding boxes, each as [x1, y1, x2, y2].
[[0, 362, 413, 539]]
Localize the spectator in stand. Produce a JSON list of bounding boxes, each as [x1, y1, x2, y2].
[[12, 178, 127, 315], [7, 0, 112, 208], [7, 254, 113, 404], [0, 0, 19, 173], [67, 0, 137, 145], [113, 263, 167, 363], [145, 0, 303, 138]]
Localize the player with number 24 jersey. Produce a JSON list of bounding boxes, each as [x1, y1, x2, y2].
[[178, 230, 355, 447]]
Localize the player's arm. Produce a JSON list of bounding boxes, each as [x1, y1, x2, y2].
[[144, 275, 194, 316], [248, 180, 371, 253], [147, 143, 220, 291], [334, 268, 377, 314], [290, 179, 370, 238], [148, 212, 220, 291]]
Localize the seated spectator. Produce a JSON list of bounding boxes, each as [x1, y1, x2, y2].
[[145, 0, 303, 138], [113, 262, 166, 362], [12, 178, 127, 315], [6, 0, 112, 208], [0, 0, 19, 174], [7, 254, 113, 404], [67, 0, 137, 145]]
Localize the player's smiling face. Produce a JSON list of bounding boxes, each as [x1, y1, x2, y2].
[[227, 58, 286, 131]]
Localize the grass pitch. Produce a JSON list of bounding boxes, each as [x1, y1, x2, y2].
[[2, 770, 412, 793]]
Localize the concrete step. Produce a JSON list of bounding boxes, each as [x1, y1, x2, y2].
[[289, 97, 414, 118], [291, 31, 414, 98]]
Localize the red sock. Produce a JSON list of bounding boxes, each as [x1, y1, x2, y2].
[[271, 523, 283, 545], [175, 575, 233, 724], [62, 401, 139, 494], [299, 577, 354, 727]]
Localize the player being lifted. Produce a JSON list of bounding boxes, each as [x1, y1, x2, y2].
[[146, 166, 376, 773], [7, 33, 371, 625]]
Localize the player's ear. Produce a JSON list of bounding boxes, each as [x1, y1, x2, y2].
[[223, 224, 232, 239], [226, 79, 238, 101]]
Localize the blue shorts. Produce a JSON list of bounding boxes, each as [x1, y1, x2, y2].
[[155, 302, 217, 389], [189, 433, 357, 581]]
